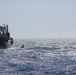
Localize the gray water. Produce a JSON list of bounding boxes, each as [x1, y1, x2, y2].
[[0, 38, 76, 75]]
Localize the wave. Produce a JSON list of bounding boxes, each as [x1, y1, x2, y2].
[[27, 46, 61, 50]]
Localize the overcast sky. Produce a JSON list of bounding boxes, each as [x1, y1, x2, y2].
[[0, 0, 76, 38]]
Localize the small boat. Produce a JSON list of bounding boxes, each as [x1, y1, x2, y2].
[[0, 24, 13, 49]]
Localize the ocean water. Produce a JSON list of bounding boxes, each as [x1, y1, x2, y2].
[[0, 38, 76, 75]]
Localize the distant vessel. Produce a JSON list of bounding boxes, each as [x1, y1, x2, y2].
[[0, 24, 13, 49]]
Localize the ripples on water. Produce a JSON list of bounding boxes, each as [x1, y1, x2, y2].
[[0, 38, 76, 75]]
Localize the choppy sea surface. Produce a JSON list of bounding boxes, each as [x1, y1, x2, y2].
[[0, 38, 76, 75]]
